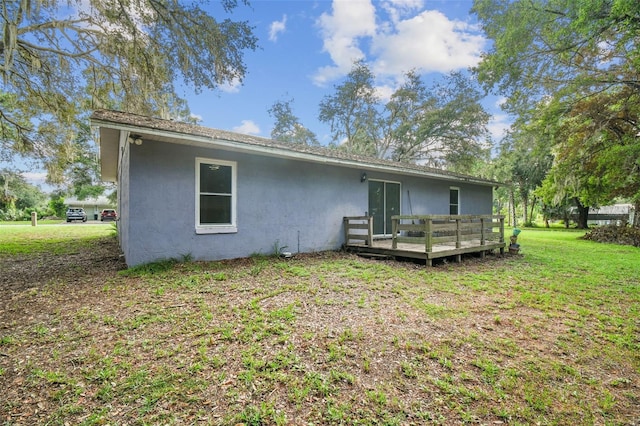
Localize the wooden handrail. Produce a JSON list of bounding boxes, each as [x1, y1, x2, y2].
[[390, 214, 505, 253], [343, 216, 373, 247]]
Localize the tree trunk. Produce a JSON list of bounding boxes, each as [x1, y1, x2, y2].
[[633, 200, 640, 228], [529, 197, 537, 226], [510, 188, 517, 227], [574, 198, 589, 229]]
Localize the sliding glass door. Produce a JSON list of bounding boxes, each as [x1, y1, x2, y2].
[[368, 181, 400, 236]]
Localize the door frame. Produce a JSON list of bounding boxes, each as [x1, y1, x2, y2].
[[368, 179, 401, 237]]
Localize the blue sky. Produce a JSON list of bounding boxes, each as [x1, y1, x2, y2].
[[14, 0, 511, 190], [183, 0, 509, 144]]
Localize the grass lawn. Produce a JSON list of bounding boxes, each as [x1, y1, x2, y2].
[[0, 220, 68, 226], [0, 227, 638, 425], [0, 223, 115, 255]]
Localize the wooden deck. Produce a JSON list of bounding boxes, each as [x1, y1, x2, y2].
[[343, 215, 506, 266]]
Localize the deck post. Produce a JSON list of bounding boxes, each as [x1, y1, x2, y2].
[[424, 219, 433, 253], [343, 217, 349, 247], [391, 216, 398, 249], [367, 216, 373, 247], [499, 216, 505, 255], [455, 218, 462, 248], [480, 217, 486, 246]]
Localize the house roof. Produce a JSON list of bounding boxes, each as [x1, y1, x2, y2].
[[91, 109, 502, 187], [66, 196, 113, 207]]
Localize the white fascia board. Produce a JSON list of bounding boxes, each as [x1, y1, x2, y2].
[[91, 119, 497, 187]]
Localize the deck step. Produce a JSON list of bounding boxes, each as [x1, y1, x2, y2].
[[357, 252, 394, 260]]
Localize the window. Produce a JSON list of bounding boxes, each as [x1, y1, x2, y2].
[[449, 187, 460, 215], [196, 158, 237, 234]]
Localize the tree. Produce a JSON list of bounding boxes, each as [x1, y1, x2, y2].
[[319, 62, 491, 172], [542, 88, 640, 227], [318, 61, 381, 157], [58, 122, 113, 200], [1, 0, 258, 181], [473, 0, 640, 226], [386, 71, 491, 173], [49, 191, 66, 218], [0, 169, 48, 220], [268, 99, 319, 146], [472, 0, 640, 117], [496, 123, 553, 225]]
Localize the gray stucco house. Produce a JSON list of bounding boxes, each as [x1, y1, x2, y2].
[[92, 109, 500, 266]]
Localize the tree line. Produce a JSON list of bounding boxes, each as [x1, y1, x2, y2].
[[268, 62, 491, 175], [474, 0, 640, 227]]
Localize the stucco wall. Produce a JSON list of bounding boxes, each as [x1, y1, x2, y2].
[[118, 138, 130, 255], [122, 140, 494, 266]]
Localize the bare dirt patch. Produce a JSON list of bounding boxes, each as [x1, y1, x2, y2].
[[1, 237, 639, 425], [0, 236, 125, 294]]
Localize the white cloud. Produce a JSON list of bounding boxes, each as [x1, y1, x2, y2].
[[381, 0, 424, 23], [21, 172, 48, 186], [313, 1, 486, 85], [233, 120, 261, 135], [269, 15, 287, 42], [487, 113, 511, 143], [219, 77, 242, 93], [495, 96, 507, 108], [374, 83, 396, 102], [372, 10, 485, 75], [313, 0, 377, 85]]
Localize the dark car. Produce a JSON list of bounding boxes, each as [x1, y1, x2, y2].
[[66, 208, 87, 222], [100, 209, 118, 221]]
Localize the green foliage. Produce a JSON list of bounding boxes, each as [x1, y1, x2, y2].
[[387, 71, 491, 173], [319, 60, 381, 157], [473, 0, 640, 215], [268, 98, 319, 146], [0, 169, 49, 220], [493, 122, 553, 225], [473, 0, 640, 115], [49, 192, 66, 218], [1, 0, 258, 182], [318, 61, 491, 172]]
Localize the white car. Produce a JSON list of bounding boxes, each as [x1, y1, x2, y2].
[[66, 208, 87, 222]]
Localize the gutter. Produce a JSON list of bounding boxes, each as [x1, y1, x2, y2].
[[91, 118, 503, 188]]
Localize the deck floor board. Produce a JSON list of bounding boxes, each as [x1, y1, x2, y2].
[[346, 239, 505, 264]]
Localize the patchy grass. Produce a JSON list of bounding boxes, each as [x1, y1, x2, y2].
[[1, 227, 639, 425]]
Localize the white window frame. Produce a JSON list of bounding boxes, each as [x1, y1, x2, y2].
[[449, 186, 460, 215], [195, 157, 237, 234]]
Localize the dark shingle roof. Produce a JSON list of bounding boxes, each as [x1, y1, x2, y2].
[[91, 109, 501, 186]]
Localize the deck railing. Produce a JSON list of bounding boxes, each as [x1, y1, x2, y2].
[[343, 214, 505, 251], [343, 216, 373, 247], [391, 215, 505, 252]]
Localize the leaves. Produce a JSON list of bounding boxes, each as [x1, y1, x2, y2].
[[317, 62, 490, 172], [0, 0, 258, 181], [318, 60, 381, 157], [475, 0, 640, 222], [268, 98, 319, 146]]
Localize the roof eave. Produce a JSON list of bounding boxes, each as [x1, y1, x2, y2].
[[91, 116, 502, 188]]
